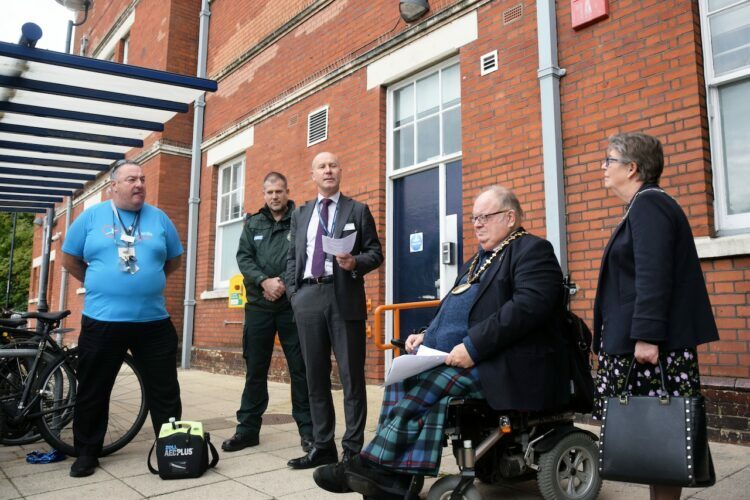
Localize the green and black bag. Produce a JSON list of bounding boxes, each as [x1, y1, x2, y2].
[[148, 419, 219, 479]]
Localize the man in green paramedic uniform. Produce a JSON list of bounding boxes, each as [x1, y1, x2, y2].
[[222, 172, 313, 452]]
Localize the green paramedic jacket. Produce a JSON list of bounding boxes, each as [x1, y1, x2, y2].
[[236, 201, 295, 311]]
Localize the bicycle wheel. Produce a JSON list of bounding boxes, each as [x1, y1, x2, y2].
[[36, 351, 148, 457], [0, 343, 56, 445]]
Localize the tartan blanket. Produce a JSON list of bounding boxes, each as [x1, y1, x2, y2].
[[360, 365, 483, 476]]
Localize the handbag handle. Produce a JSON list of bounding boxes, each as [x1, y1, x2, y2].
[[617, 358, 670, 404]]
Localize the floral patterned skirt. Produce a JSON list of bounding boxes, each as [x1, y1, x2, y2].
[[592, 347, 701, 419]]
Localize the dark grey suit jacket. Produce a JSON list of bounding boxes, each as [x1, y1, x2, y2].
[[286, 194, 383, 321]]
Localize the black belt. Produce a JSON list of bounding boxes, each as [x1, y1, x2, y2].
[[301, 276, 334, 285]]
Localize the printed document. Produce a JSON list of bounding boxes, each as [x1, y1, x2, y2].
[[384, 345, 448, 386], [323, 231, 357, 256]]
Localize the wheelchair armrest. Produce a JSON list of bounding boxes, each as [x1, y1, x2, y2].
[[390, 338, 407, 350]]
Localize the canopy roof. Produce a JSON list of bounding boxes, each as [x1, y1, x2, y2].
[[0, 40, 217, 213]]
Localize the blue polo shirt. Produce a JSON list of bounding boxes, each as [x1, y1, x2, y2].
[[62, 201, 183, 322]]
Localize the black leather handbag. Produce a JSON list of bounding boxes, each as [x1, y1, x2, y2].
[[599, 359, 715, 487]]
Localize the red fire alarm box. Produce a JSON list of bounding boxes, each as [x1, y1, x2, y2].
[[571, 0, 609, 30]]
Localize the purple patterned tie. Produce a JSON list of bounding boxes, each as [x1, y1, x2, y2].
[[311, 198, 331, 278]]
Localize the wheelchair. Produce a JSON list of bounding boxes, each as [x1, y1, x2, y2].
[[384, 338, 602, 500], [425, 398, 602, 500]]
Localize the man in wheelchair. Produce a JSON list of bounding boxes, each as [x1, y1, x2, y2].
[[314, 185, 580, 498]]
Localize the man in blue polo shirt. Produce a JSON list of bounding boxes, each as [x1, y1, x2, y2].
[[61, 159, 183, 478]]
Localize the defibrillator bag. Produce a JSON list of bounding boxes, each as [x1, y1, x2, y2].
[[147, 419, 219, 479]]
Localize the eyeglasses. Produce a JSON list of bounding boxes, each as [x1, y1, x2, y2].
[[470, 210, 510, 225], [603, 157, 631, 168]]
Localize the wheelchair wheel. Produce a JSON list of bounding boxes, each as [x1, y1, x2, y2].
[[537, 432, 602, 500], [427, 475, 482, 500]]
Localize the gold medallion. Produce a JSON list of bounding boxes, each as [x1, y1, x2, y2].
[[451, 282, 472, 295]]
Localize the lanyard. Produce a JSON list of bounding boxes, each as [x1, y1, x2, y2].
[[316, 198, 338, 237], [110, 200, 141, 243]]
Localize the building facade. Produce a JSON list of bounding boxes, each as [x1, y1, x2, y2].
[[31, 0, 750, 443]]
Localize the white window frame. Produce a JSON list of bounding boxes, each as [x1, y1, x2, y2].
[[700, 0, 750, 233], [386, 57, 462, 175], [213, 156, 245, 290], [122, 35, 129, 64]]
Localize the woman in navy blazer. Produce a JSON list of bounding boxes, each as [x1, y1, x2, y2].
[[593, 133, 718, 500]]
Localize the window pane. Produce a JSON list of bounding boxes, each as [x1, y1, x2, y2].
[[230, 192, 242, 219], [710, 3, 750, 75], [718, 79, 750, 215], [221, 167, 231, 195], [442, 106, 461, 155], [416, 73, 439, 119], [394, 125, 415, 169], [708, 0, 743, 12], [442, 64, 461, 108], [232, 163, 242, 190], [220, 194, 230, 222], [417, 115, 440, 163], [394, 85, 414, 127], [219, 221, 243, 282]]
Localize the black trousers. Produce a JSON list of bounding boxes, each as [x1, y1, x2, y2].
[[73, 315, 182, 457], [292, 283, 367, 453], [236, 306, 312, 439]]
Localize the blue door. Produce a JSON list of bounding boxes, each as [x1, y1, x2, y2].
[[392, 160, 463, 340]]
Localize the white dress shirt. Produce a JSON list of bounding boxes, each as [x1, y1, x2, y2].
[[303, 191, 340, 279]]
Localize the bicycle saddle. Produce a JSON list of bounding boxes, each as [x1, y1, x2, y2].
[[0, 317, 27, 328], [22, 310, 71, 322]]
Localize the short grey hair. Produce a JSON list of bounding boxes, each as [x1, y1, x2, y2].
[[607, 132, 664, 184], [478, 185, 524, 221], [109, 159, 140, 181]]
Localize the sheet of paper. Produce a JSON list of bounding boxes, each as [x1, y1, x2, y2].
[[384, 345, 448, 386], [322, 231, 357, 255]]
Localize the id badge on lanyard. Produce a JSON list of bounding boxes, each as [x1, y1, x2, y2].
[[111, 200, 140, 274]]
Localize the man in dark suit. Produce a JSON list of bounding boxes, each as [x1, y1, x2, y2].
[[313, 185, 569, 496], [285, 151, 383, 470]]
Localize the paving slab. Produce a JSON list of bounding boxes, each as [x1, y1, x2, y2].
[[1, 368, 748, 499]]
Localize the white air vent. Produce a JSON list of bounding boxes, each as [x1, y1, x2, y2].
[[307, 106, 328, 146], [480, 50, 498, 76], [503, 3, 523, 25]]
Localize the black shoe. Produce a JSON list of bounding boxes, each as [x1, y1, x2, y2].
[[345, 456, 412, 497], [70, 456, 99, 478], [221, 433, 259, 452], [287, 446, 338, 469], [313, 462, 351, 493], [301, 437, 314, 453]]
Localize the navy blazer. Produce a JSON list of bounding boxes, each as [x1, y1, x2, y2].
[[593, 184, 718, 355], [286, 194, 383, 321], [460, 233, 569, 411]]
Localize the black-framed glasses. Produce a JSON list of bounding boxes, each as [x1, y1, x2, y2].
[[603, 157, 631, 168], [470, 210, 510, 225]]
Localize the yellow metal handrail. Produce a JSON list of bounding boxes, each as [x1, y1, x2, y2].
[[371, 300, 441, 357]]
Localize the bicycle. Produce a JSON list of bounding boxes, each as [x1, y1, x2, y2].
[[0, 310, 148, 456]]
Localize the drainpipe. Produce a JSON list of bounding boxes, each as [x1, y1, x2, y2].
[[181, 0, 211, 369], [536, 0, 568, 275]]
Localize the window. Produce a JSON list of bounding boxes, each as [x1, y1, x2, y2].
[[214, 157, 244, 289], [389, 61, 462, 171], [701, 0, 750, 232]]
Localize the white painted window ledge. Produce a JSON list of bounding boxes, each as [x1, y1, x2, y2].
[[695, 234, 750, 259], [200, 289, 229, 300]]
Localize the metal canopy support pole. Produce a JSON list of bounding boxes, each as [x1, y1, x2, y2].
[[536, 0, 568, 275], [4, 213, 17, 309], [36, 208, 54, 313], [59, 196, 72, 322], [181, 0, 211, 369]]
